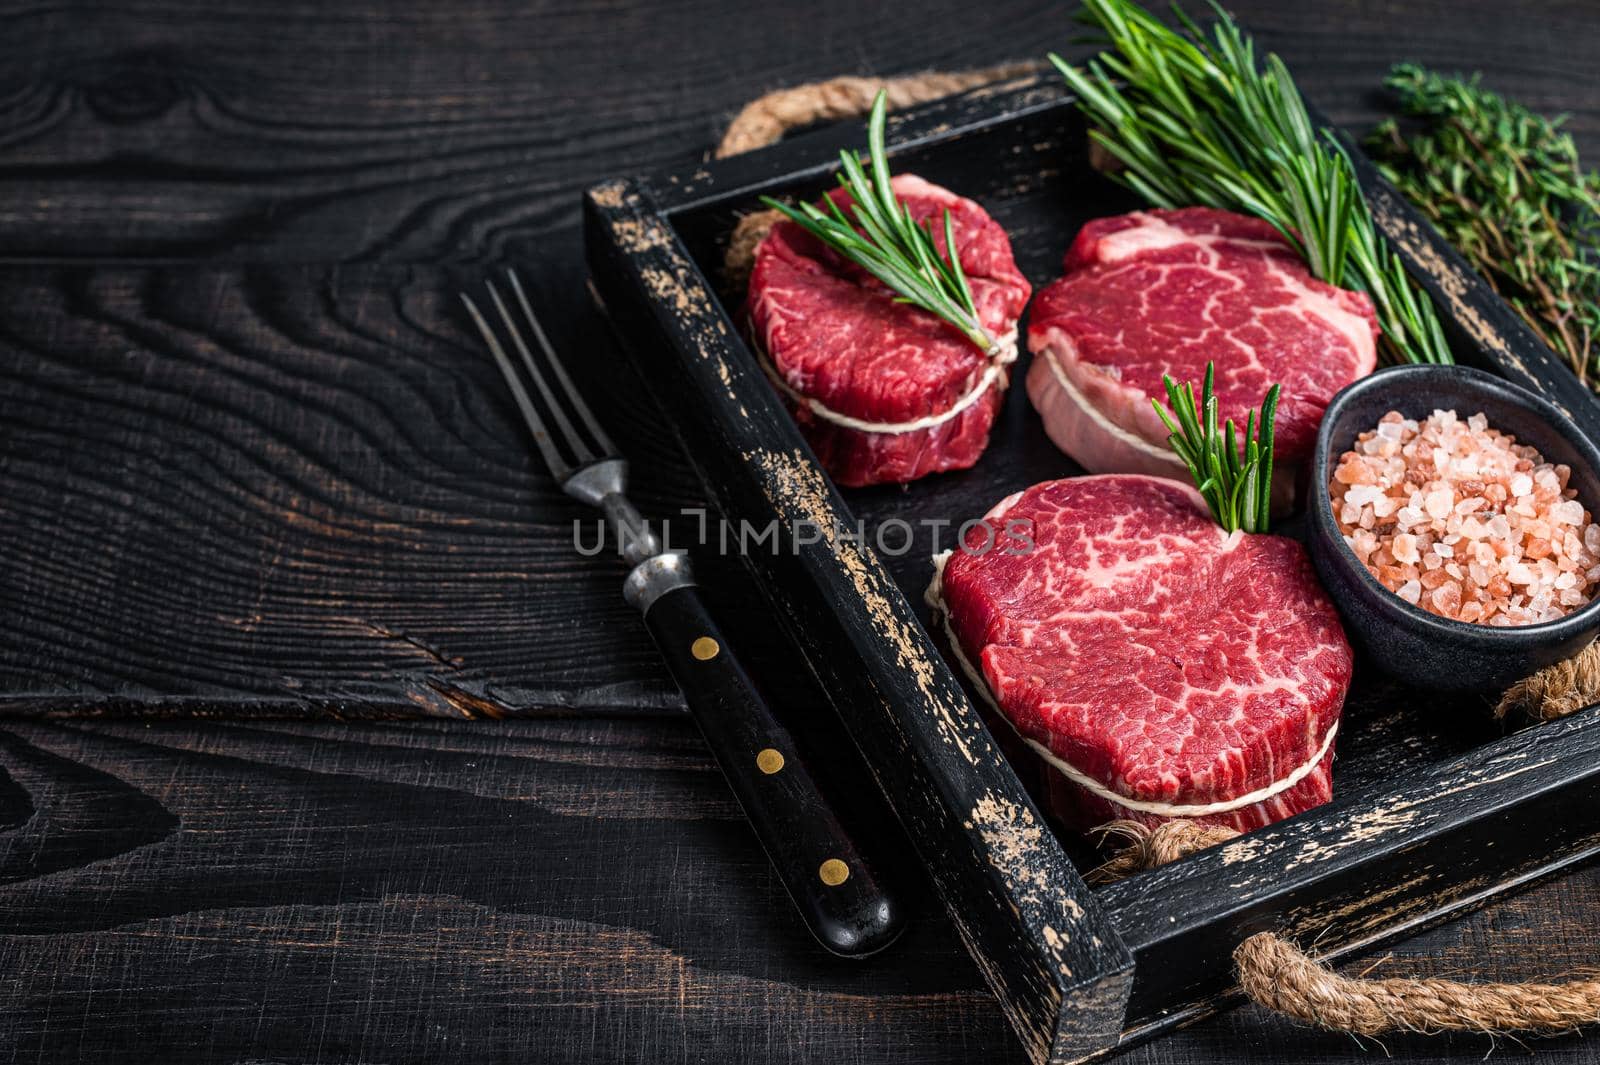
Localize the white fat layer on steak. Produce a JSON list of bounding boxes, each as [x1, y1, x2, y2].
[[752, 329, 1018, 435], [1033, 341, 1188, 475], [925, 549, 1338, 819], [1029, 334, 1299, 510], [1093, 212, 1284, 264]]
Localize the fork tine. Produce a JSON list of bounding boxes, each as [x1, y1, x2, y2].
[[483, 279, 602, 472], [460, 290, 573, 482], [506, 269, 618, 458]]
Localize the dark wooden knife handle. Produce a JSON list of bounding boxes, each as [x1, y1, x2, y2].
[[642, 583, 904, 958]]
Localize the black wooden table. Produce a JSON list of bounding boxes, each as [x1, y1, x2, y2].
[[2, 2, 1598, 1062]]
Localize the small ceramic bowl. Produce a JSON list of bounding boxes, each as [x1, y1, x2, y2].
[[1308, 364, 1600, 691]]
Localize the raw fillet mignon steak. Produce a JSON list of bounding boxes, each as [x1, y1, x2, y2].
[[749, 174, 1031, 487], [1026, 207, 1379, 494], [928, 474, 1353, 832]]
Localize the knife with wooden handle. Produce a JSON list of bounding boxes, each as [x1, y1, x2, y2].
[[461, 270, 904, 957]]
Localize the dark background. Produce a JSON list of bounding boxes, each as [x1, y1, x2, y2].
[[1, 1, 1598, 1062]]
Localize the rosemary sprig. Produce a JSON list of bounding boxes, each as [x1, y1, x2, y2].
[[760, 91, 992, 352], [1052, 0, 1453, 366], [1367, 63, 1600, 386], [1152, 362, 1279, 534]]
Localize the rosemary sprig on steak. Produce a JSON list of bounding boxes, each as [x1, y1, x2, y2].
[[761, 91, 992, 353], [1152, 362, 1279, 534], [1368, 64, 1600, 386], [1052, 0, 1453, 367]]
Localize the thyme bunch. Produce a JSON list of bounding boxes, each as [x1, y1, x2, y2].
[[1368, 63, 1600, 385]]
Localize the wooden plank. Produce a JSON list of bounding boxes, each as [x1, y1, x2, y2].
[[0, 1, 1592, 264], [0, 714, 1596, 1064], [0, 0, 1067, 263], [0, 716, 1012, 1064], [0, 264, 714, 714]]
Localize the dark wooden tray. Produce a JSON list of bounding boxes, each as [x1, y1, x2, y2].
[[585, 74, 1600, 1063]]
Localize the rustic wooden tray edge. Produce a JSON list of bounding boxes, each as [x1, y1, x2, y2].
[[585, 75, 1600, 1063], [584, 81, 1136, 1063]]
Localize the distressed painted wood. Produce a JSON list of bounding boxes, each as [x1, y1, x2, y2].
[[587, 71, 1600, 1062], [588, 175, 1134, 1063]]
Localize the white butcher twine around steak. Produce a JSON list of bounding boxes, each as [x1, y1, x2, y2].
[[928, 475, 1353, 832], [1026, 207, 1379, 492], [748, 174, 1031, 487]]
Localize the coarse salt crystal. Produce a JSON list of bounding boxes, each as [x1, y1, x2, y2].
[[1331, 408, 1599, 627], [1346, 485, 1383, 507]]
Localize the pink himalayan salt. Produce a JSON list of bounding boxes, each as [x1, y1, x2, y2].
[[1331, 409, 1599, 626]]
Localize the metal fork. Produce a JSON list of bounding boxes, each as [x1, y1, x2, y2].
[[460, 271, 903, 958]]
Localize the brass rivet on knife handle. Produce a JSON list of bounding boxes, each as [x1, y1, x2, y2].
[[818, 859, 850, 887], [691, 636, 720, 661], [756, 748, 785, 775]]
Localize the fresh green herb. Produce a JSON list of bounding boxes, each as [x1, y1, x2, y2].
[[1052, 0, 1452, 366], [760, 91, 991, 353], [1368, 63, 1600, 386], [1152, 362, 1279, 534]]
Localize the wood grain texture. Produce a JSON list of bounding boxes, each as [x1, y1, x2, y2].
[[2, 0, 1599, 1062], [1, 716, 1599, 1065], [0, 717, 1003, 1064], [0, 264, 706, 713], [0, 1, 1593, 265]]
